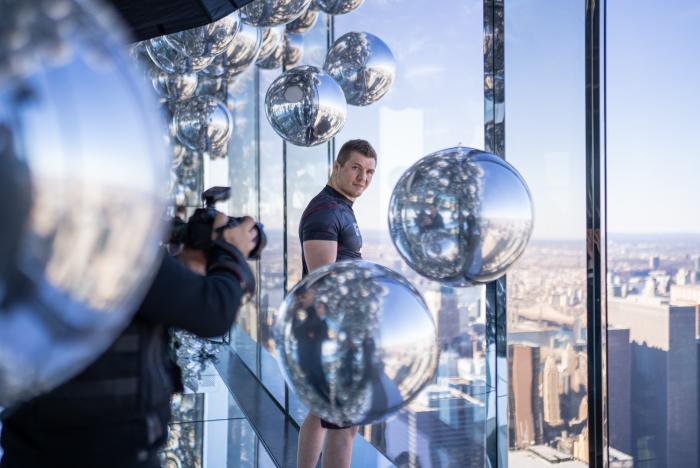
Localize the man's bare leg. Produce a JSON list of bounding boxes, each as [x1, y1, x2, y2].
[[298, 413, 327, 468], [322, 426, 359, 468]]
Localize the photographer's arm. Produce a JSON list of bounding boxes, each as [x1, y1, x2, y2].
[[138, 246, 252, 337], [138, 216, 257, 337]]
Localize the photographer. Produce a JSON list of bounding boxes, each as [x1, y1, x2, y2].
[[0, 210, 258, 468]]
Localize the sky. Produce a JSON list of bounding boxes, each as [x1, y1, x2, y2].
[[326, 0, 700, 240]]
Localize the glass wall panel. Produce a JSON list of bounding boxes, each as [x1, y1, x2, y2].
[[504, 1, 588, 465], [228, 69, 260, 375], [258, 62, 287, 405], [334, 1, 486, 466], [284, 13, 331, 425], [606, 1, 700, 467]]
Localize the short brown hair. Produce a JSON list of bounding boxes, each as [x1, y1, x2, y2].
[[336, 139, 377, 166]]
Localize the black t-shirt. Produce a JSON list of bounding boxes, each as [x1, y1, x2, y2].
[[299, 185, 362, 276]]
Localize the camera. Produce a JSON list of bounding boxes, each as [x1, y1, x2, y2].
[[171, 186, 267, 260]]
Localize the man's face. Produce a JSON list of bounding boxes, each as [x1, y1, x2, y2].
[[333, 151, 376, 199]]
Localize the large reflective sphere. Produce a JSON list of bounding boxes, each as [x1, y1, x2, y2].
[[240, 0, 313, 27], [0, 0, 169, 406], [286, 5, 318, 33], [275, 261, 439, 426], [146, 36, 214, 74], [164, 12, 240, 59], [173, 96, 233, 152], [315, 0, 364, 15], [324, 32, 395, 106], [388, 147, 534, 286], [265, 65, 346, 146], [201, 23, 262, 79]]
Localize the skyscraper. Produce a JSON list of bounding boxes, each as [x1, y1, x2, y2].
[[608, 295, 699, 468], [607, 327, 632, 455], [508, 343, 544, 448], [543, 355, 562, 426]]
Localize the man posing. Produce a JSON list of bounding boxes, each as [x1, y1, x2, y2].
[[297, 139, 377, 468]]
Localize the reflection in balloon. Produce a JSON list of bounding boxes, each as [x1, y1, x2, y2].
[[284, 32, 304, 68], [163, 12, 240, 60], [388, 147, 534, 286], [315, 0, 364, 15], [256, 28, 285, 69], [286, 5, 319, 33], [146, 36, 215, 74], [0, 0, 168, 407], [150, 69, 199, 101], [265, 65, 346, 146], [275, 261, 439, 426], [200, 23, 262, 79], [324, 31, 395, 106], [173, 96, 233, 152], [240, 0, 313, 27]]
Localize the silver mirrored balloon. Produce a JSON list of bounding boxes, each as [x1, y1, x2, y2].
[[164, 12, 240, 59], [200, 23, 262, 79], [388, 147, 534, 286], [286, 5, 318, 33], [0, 0, 169, 407], [173, 96, 233, 152], [284, 32, 304, 68], [324, 32, 395, 106], [150, 69, 198, 101], [256, 28, 285, 69], [240, 0, 312, 27], [265, 65, 346, 146], [146, 36, 214, 74], [315, 0, 364, 15], [275, 261, 439, 426]]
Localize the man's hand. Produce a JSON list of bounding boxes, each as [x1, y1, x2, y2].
[[213, 213, 258, 258]]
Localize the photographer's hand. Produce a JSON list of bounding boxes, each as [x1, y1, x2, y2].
[[213, 213, 258, 258]]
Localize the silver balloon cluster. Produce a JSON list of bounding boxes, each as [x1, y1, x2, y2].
[[389, 147, 534, 286], [265, 65, 347, 146], [275, 261, 439, 426], [0, 0, 169, 406]]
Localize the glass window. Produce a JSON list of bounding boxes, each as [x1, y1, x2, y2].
[[227, 68, 260, 375], [606, 1, 700, 467], [333, 1, 486, 465], [259, 62, 287, 405], [505, 1, 588, 464]]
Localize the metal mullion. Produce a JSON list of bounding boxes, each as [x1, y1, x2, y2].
[[483, 1, 507, 467], [585, 0, 608, 466]]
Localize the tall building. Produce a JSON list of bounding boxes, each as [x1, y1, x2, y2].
[[608, 295, 699, 468], [649, 255, 661, 270], [543, 355, 562, 426], [607, 327, 632, 455], [508, 343, 544, 448]]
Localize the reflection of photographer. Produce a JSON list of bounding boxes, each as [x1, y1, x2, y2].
[[0, 191, 260, 468]]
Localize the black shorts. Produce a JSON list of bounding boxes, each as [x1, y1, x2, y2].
[[320, 418, 352, 430]]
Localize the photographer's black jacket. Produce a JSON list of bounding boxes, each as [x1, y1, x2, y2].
[[0, 240, 253, 468]]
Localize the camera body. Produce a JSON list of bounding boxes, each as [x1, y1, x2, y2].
[[171, 186, 266, 260]]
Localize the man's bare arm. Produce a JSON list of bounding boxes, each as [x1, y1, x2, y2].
[[303, 240, 337, 272]]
